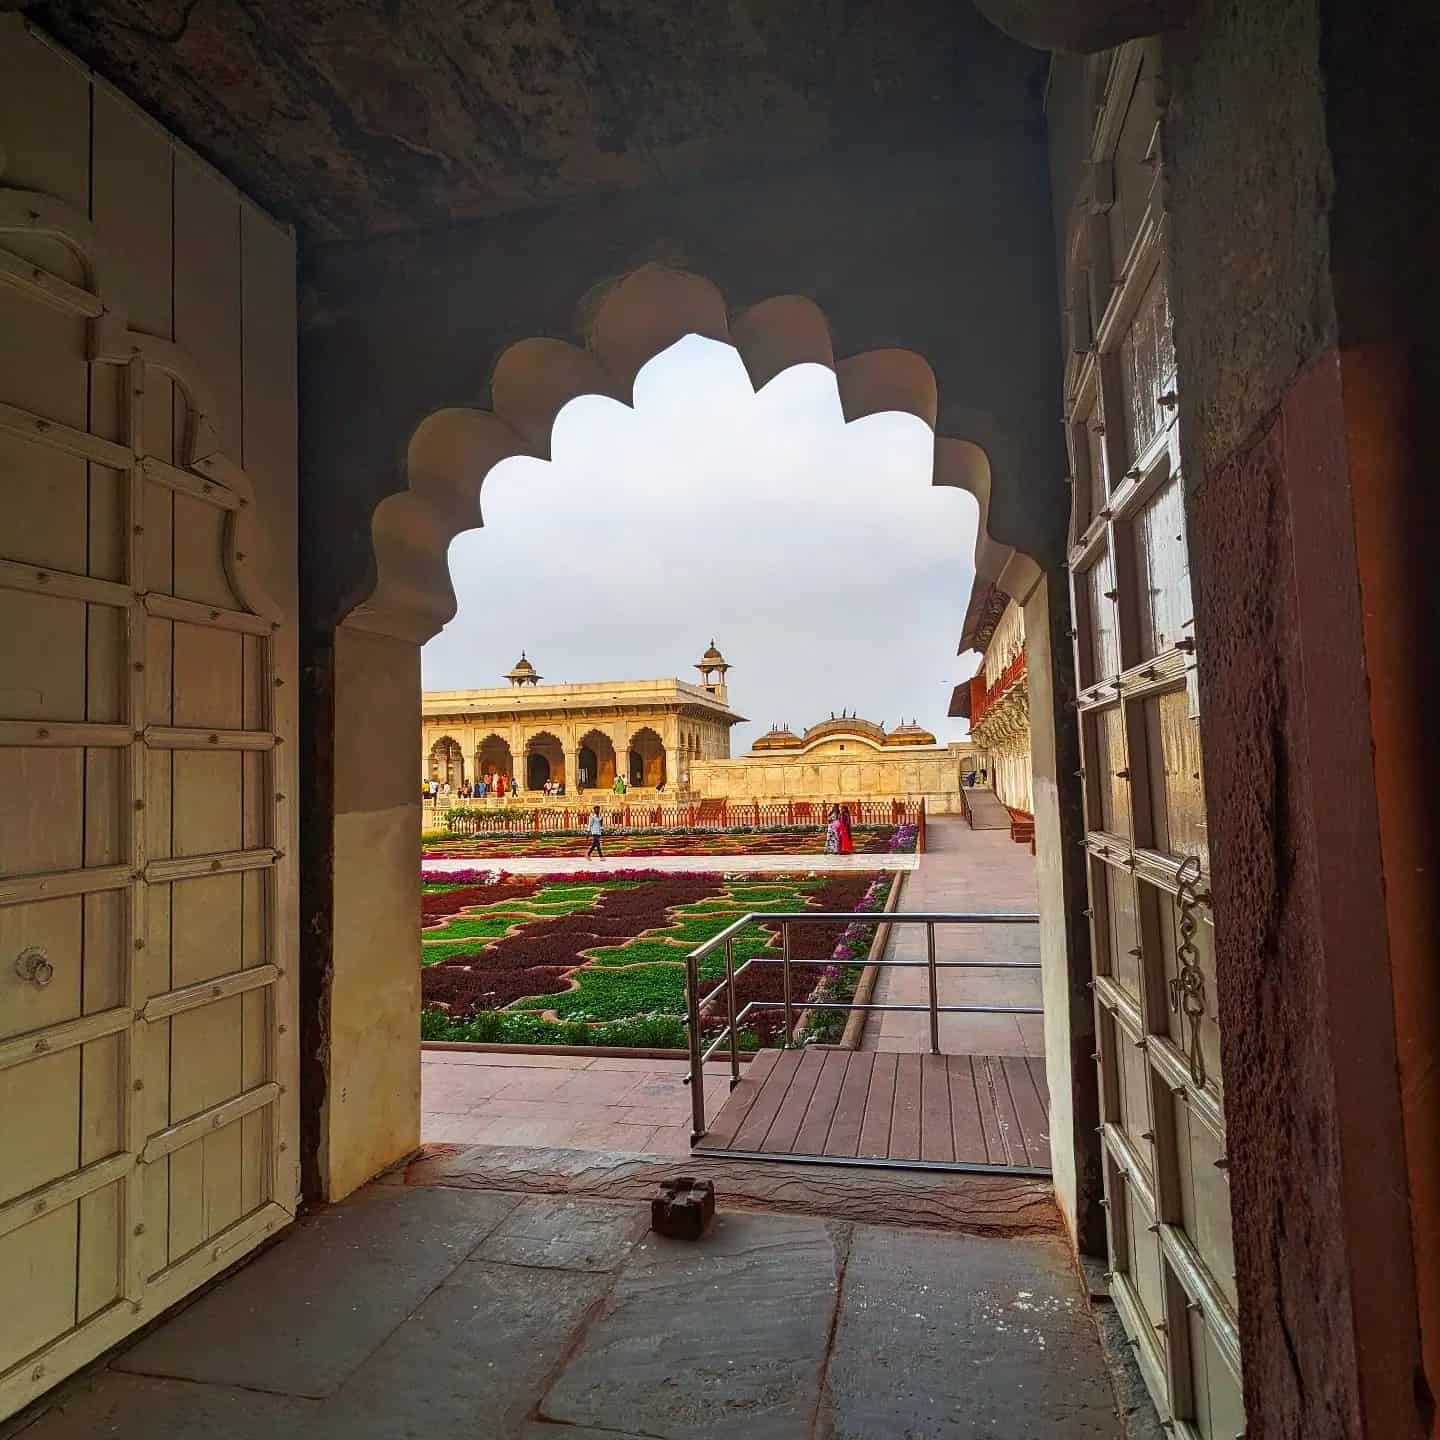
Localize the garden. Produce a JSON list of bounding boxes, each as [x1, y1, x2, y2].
[[422, 821, 918, 861], [420, 868, 893, 1049]]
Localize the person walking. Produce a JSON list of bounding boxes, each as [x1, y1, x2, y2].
[[586, 804, 604, 860], [838, 805, 855, 854], [824, 805, 841, 855]]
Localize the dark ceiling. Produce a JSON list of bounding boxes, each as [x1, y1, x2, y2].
[[22, 0, 1045, 242]]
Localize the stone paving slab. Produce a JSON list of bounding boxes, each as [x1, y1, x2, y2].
[[302, 1259, 609, 1438], [539, 1212, 840, 1439], [10, 1373, 312, 1440], [115, 1184, 519, 1398], [476, 1195, 651, 1272], [827, 1226, 1119, 1438]]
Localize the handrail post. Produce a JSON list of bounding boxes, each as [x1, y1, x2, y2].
[[926, 920, 941, 1055], [781, 921, 793, 1047], [725, 935, 739, 1087], [686, 946, 706, 1142]]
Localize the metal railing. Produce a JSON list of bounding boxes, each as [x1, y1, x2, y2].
[[683, 909, 1041, 1143]]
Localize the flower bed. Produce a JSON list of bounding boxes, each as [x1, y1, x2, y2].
[[422, 823, 913, 861], [419, 867, 894, 1048]]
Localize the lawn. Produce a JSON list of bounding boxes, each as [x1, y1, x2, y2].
[[420, 867, 893, 1048]]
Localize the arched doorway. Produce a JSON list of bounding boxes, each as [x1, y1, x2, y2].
[[577, 729, 617, 790], [525, 731, 564, 790], [628, 727, 666, 788], [428, 735, 464, 790], [475, 734, 513, 789]]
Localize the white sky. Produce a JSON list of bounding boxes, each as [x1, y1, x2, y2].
[[422, 335, 981, 751]]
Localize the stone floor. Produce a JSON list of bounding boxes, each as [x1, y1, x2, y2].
[[866, 818, 1043, 1057], [7, 1157, 1124, 1439]]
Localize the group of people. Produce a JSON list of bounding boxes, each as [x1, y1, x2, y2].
[[963, 767, 989, 786], [424, 774, 517, 802], [539, 777, 567, 797], [824, 804, 856, 855]]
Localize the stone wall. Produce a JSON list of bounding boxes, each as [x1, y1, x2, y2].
[[689, 742, 975, 814]]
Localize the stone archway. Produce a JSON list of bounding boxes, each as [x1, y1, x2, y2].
[[312, 259, 1080, 1235], [577, 729, 617, 790], [349, 264, 1045, 649], [428, 735, 464, 790], [476, 733, 513, 787], [525, 731, 565, 790], [628, 727, 666, 788]]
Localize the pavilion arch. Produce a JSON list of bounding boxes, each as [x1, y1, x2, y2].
[[347, 264, 1044, 651], [628, 727, 667, 789], [524, 731, 565, 790], [475, 733, 513, 784], [577, 729, 617, 790], [428, 735, 464, 789]]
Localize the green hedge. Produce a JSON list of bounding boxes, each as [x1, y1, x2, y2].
[[420, 1007, 771, 1051]]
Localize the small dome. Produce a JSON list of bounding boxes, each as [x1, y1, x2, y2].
[[504, 651, 542, 685], [752, 723, 801, 751], [695, 639, 731, 678], [885, 718, 937, 746], [802, 714, 887, 745]]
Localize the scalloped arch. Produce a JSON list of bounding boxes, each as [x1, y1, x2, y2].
[[352, 262, 1029, 645]]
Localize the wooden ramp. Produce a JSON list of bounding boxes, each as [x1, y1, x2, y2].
[[695, 1048, 1051, 1175]]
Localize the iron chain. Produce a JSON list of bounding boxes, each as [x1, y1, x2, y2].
[[1167, 854, 1208, 1087]]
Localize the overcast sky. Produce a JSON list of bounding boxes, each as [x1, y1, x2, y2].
[[422, 336, 981, 751]]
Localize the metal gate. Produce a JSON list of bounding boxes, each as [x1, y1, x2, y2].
[[0, 75, 298, 1417], [1063, 42, 1243, 1438]]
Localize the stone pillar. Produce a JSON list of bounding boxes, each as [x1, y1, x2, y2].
[[301, 619, 420, 1203], [1023, 571, 1102, 1256]]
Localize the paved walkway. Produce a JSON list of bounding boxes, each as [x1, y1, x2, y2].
[[866, 817, 1044, 1056], [964, 784, 1014, 829], [423, 1050, 697, 1155], [424, 851, 919, 875], [13, 1169, 1123, 1438]]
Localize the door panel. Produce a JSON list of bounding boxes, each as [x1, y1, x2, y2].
[[0, 40, 297, 1414], [1067, 39, 1240, 1437]]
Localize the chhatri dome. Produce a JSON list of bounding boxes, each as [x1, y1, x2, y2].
[[694, 640, 731, 700], [885, 717, 938, 746], [753, 723, 802, 751], [503, 651, 542, 686]]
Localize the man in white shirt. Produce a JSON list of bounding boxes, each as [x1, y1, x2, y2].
[[586, 805, 604, 859]]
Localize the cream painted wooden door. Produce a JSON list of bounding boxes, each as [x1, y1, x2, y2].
[[0, 42, 298, 1416], [1064, 43, 1243, 1440]]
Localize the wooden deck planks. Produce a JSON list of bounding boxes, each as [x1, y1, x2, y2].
[[792, 1051, 852, 1155], [697, 1049, 1052, 1175], [1003, 1056, 1051, 1169], [759, 1048, 827, 1153], [948, 1056, 990, 1165], [857, 1052, 899, 1159], [701, 1047, 780, 1148], [920, 1054, 955, 1164], [822, 1052, 874, 1157], [889, 1054, 924, 1160]]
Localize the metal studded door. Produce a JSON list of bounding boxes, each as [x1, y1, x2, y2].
[[1064, 43, 1243, 1440], [0, 31, 298, 1418]]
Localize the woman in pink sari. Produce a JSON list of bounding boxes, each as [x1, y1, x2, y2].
[[837, 805, 855, 854]]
